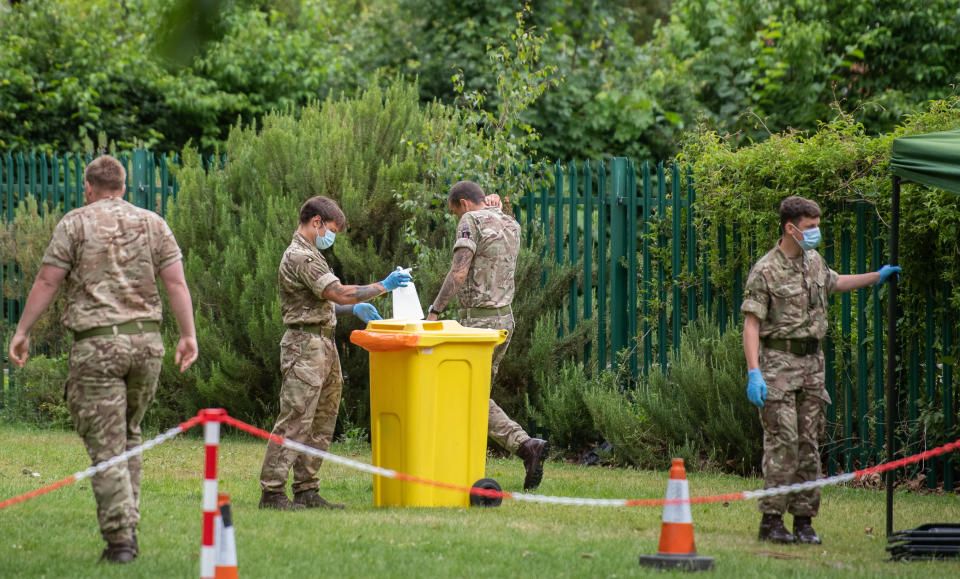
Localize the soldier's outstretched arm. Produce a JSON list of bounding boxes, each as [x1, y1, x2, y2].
[[8, 264, 68, 367], [159, 261, 198, 372], [322, 281, 387, 305], [321, 269, 410, 306], [426, 247, 475, 320]]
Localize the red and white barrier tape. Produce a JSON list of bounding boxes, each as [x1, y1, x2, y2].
[[2, 409, 958, 512]]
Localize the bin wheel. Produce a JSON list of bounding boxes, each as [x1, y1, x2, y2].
[[469, 478, 503, 508]]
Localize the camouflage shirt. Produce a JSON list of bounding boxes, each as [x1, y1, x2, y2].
[[454, 207, 521, 309], [741, 242, 840, 340], [41, 197, 182, 332], [278, 232, 340, 327]]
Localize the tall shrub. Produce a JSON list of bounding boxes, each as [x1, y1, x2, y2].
[[160, 79, 428, 427]]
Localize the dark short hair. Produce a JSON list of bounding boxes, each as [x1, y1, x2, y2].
[[779, 196, 821, 232], [447, 180, 485, 206], [299, 195, 347, 229], [84, 155, 126, 192]]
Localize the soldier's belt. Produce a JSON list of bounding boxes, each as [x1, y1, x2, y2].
[[762, 337, 821, 356], [73, 320, 161, 341], [460, 305, 512, 319], [286, 323, 335, 339]]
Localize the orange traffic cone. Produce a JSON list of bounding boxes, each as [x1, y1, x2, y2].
[[638, 458, 714, 571], [214, 494, 239, 579]]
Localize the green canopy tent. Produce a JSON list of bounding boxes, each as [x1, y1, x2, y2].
[[886, 129, 960, 543]]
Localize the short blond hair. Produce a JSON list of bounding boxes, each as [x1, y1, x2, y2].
[[84, 155, 126, 193]]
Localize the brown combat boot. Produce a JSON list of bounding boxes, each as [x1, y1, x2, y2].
[[98, 538, 138, 564], [758, 513, 797, 544], [258, 490, 305, 511], [516, 438, 550, 490], [293, 489, 345, 509], [793, 516, 822, 544]]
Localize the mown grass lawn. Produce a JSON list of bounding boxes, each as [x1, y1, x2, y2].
[[1, 424, 958, 578]]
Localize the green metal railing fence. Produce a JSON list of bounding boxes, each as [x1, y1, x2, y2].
[[516, 158, 957, 486], [2, 151, 956, 488], [1, 150, 178, 406]]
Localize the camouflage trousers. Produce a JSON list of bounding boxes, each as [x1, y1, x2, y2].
[[758, 347, 831, 517], [66, 332, 164, 543], [260, 329, 343, 494], [461, 312, 530, 454]]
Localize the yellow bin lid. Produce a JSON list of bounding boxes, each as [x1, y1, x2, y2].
[[350, 319, 507, 352]]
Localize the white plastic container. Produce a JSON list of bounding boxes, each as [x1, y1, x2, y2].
[[391, 267, 424, 320]]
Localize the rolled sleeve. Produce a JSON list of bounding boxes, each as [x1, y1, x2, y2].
[[741, 269, 769, 320], [300, 257, 340, 299]]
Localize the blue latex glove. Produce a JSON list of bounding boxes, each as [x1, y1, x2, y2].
[[353, 303, 382, 323], [746, 368, 767, 408], [380, 270, 411, 291], [876, 264, 902, 285]]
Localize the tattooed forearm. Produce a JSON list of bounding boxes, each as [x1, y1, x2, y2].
[[432, 248, 474, 312], [322, 281, 385, 305]]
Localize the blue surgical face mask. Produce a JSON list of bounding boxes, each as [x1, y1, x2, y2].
[[791, 224, 821, 251], [315, 223, 336, 250]]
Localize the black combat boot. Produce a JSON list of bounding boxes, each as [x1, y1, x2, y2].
[[99, 538, 138, 564], [516, 438, 550, 490], [293, 489, 345, 509], [793, 516, 822, 544], [758, 513, 797, 543], [258, 490, 305, 511]]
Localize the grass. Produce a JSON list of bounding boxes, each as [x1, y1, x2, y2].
[[1, 424, 958, 578]]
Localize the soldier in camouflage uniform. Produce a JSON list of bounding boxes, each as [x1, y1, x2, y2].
[[258, 195, 409, 511], [425, 181, 550, 490], [9, 155, 198, 564], [741, 196, 901, 545]]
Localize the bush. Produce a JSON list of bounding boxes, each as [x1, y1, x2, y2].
[[2, 355, 71, 428], [633, 318, 761, 475], [528, 316, 760, 474]]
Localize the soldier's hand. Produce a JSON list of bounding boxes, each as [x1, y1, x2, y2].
[[380, 269, 411, 292], [175, 336, 198, 372], [746, 368, 767, 407], [484, 194, 502, 209], [9, 332, 30, 368], [876, 264, 901, 285], [353, 303, 382, 323]]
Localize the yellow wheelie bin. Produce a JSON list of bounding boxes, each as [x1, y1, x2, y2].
[[350, 319, 507, 507]]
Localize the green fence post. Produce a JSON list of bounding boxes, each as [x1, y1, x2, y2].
[[732, 228, 742, 327], [841, 226, 853, 472], [856, 204, 869, 465], [583, 161, 593, 367], [872, 213, 885, 462], [942, 283, 954, 491], [717, 223, 727, 334], [131, 150, 148, 209], [656, 162, 667, 372], [609, 158, 629, 369], [598, 162, 608, 372], [671, 165, 682, 353], [641, 162, 652, 376], [627, 161, 638, 380], [824, 226, 838, 475], [686, 170, 697, 323], [924, 289, 937, 488], [568, 162, 579, 335]]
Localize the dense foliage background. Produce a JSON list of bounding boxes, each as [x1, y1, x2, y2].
[[3, 0, 957, 158], [2, 0, 959, 475]]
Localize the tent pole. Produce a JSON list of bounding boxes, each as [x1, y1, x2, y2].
[[886, 175, 900, 537]]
